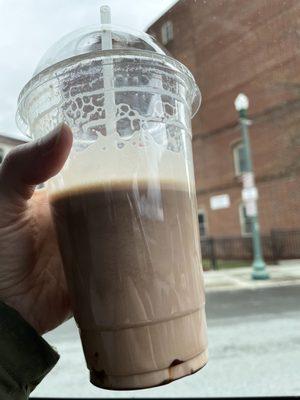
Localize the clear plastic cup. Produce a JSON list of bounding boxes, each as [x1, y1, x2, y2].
[[16, 18, 208, 390]]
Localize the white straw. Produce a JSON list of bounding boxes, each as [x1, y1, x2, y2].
[[100, 5, 116, 135]]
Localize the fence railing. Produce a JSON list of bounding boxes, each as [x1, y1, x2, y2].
[[200, 229, 300, 270]]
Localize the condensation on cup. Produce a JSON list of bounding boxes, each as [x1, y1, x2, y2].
[[16, 6, 208, 390]]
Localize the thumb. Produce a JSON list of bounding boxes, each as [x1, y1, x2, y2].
[[0, 123, 73, 201]]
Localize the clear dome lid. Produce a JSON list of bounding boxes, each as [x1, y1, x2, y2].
[[34, 7, 167, 76], [17, 6, 201, 136]]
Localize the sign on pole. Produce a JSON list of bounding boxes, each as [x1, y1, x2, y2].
[[242, 187, 258, 202], [245, 200, 257, 217], [242, 172, 258, 217]]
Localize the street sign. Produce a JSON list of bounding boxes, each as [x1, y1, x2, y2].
[[245, 199, 258, 217], [242, 172, 255, 188], [242, 186, 258, 202], [242, 174, 258, 216], [210, 194, 230, 210]]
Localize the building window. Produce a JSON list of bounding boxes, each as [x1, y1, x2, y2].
[[0, 148, 4, 164], [198, 209, 207, 237], [239, 203, 252, 236], [233, 141, 247, 176], [161, 21, 173, 45]]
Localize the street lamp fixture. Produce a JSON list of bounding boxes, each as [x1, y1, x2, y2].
[[234, 93, 249, 112], [234, 93, 269, 280]]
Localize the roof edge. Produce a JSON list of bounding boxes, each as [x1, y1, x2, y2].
[[145, 0, 179, 32]]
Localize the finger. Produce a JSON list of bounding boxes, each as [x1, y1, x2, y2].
[[0, 123, 73, 201]]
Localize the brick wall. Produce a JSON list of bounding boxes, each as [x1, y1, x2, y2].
[[148, 0, 300, 237], [149, 0, 300, 134]]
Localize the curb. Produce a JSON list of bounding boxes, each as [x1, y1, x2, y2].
[[205, 279, 300, 293], [203, 264, 300, 293]]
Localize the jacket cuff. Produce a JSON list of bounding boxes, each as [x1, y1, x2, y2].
[[0, 301, 59, 399]]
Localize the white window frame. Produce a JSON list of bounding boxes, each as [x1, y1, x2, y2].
[[239, 203, 252, 237], [161, 20, 173, 45], [0, 147, 4, 164], [233, 141, 245, 176], [198, 208, 208, 238]]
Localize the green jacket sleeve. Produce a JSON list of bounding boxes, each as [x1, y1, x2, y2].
[[0, 301, 60, 400]]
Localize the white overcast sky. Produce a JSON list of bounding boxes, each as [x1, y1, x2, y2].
[[0, 0, 177, 140]]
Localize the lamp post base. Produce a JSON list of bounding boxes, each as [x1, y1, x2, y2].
[[251, 260, 270, 280]]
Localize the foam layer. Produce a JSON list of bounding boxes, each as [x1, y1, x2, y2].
[[48, 131, 194, 195]]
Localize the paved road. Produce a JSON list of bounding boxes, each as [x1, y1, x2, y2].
[[32, 286, 300, 398]]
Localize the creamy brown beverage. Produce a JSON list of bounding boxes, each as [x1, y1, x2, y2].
[[51, 179, 208, 389]]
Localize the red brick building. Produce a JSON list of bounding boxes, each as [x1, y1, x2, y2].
[[148, 0, 300, 243]]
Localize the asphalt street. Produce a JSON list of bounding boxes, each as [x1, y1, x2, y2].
[[32, 285, 300, 398]]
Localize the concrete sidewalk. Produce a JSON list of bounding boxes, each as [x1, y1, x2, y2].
[[204, 262, 300, 292]]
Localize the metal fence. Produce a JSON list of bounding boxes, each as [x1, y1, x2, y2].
[[200, 229, 300, 269]]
